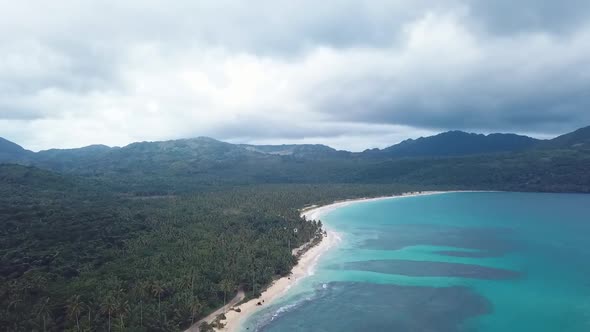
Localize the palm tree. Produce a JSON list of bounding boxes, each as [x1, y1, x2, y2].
[[177, 273, 192, 290], [115, 298, 130, 330], [249, 261, 257, 294], [151, 282, 165, 320], [135, 281, 150, 327], [219, 279, 234, 312], [66, 295, 84, 331], [189, 296, 202, 325], [35, 297, 52, 332], [190, 271, 197, 294], [6, 297, 23, 314], [100, 295, 118, 332]]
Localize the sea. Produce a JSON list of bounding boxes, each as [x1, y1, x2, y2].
[[241, 192, 590, 332]]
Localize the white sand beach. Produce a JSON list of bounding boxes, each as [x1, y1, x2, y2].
[[214, 230, 339, 332]]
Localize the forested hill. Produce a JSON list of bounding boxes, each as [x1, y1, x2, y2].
[[361, 131, 540, 158], [537, 125, 590, 150], [0, 137, 32, 161], [1, 126, 590, 193], [241, 143, 350, 159]]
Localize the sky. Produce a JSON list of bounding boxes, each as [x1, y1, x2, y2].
[[1, 1, 590, 151]]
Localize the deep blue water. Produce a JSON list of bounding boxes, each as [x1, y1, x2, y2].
[[242, 192, 590, 332]]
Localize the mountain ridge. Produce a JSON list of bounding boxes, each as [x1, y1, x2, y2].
[[537, 126, 590, 150], [2, 126, 589, 165], [361, 131, 541, 158], [0, 137, 33, 160]]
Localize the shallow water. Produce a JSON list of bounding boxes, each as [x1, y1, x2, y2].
[[241, 192, 590, 332]]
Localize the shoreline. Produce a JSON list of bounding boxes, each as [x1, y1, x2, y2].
[[206, 190, 474, 332], [214, 229, 339, 332]]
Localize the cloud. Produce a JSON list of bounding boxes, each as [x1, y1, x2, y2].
[[1, 1, 589, 151], [467, 0, 590, 35], [307, 12, 590, 133]]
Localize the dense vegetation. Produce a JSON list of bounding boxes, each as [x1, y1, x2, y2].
[[350, 149, 590, 193], [1, 126, 589, 331], [1, 165, 422, 331]]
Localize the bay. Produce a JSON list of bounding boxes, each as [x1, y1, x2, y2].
[[242, 192, 590, 332]]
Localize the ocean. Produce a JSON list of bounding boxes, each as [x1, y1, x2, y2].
[[241, 192, 590, 332]]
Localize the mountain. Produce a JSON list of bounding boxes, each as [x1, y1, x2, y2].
[[1, 126, 589, 193], [4, 128, 587, 168], [241, 144, 351, 159], [33, 145, 113, 169], [27, 137, 261, 172], [363, 131, 540, 158], [37, 144, 113, 158], [0, 137, 32, 161], [538, 125, 590, 150]]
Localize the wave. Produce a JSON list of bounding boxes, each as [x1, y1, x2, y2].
[[250, 283, 333, 331]]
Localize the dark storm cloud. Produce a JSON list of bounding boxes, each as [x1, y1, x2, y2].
[[315, 71, 590, 134], [307, 18, 590, 135]]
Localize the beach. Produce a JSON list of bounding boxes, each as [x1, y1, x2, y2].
[[207, 190, 460, 332], [184, 194, 346, 332], [214, 225, 338, 332]]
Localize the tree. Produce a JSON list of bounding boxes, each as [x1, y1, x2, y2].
[[135, 281, 151, 327], [115, 298, 130, 330], [35, 297, 52, 332], [219, 279, 235, 312], [189, 296, 202, 326], [6, 294, 23, 317], [100, 295, 118, 332], [66, 295, 84, 331], [151, 282, 165, 321]]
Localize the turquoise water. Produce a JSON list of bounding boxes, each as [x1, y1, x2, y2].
[[242, 192, 590, 332]]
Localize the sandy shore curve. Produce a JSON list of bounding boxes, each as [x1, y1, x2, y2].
[[216, 227, 339, 332]]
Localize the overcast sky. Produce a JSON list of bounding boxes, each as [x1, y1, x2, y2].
[[2, 1, 590, 151]]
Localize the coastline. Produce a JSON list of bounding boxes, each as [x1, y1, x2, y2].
[[205, 190, 470, 332], [214, 229, 339, 332]]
